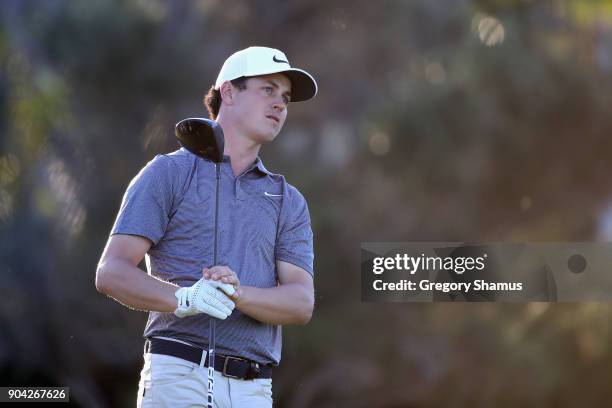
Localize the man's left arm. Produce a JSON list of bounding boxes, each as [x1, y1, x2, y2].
[[206, 185, 314, 324], [207, 261, 314, 325]]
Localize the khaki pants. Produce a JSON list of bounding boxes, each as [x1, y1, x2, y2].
[[136, 352, 273, 407]]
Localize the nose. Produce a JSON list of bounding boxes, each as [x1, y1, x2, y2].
[[272, 96, 286, 112]]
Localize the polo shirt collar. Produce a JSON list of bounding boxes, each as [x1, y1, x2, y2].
[[252, 157, 274, 177], [217, 154, 274, 177]]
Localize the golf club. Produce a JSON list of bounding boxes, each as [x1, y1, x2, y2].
[[175, 117, 224, 408], [175, 117, 225, 163]]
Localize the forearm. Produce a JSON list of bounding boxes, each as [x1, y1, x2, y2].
[[234, 283, 314, 325], [96, 258, 178, 313]]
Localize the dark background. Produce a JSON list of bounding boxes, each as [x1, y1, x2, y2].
[[1, 0, 612, 406]]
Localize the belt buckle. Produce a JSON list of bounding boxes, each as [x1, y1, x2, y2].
[[222, 356, 245, 379], [245, 361, 261, 380]]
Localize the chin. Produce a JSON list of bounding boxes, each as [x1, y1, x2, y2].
[[259, 135, 278, 144], [254, 129, 280, 144]]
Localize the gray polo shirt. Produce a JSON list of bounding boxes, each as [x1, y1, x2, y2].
[[110, 148, 314, 365]]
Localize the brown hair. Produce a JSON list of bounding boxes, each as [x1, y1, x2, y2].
[[203, 77, 248, 120]]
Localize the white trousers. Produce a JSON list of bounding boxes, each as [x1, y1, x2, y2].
[[136, 352, 273, 407]]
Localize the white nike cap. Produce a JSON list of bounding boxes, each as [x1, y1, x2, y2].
[[214, 46, 318, 102]]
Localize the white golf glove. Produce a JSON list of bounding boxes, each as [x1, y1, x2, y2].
[[174, 278, 236, 319]]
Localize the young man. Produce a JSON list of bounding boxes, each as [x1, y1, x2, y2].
[[95, 46, 317, 407]]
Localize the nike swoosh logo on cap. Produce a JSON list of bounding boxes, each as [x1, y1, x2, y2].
[[273, 56, 289, 64], [264, 192, 283, 197]]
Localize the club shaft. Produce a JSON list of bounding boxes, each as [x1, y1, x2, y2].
[[207, 163, 221, 408]]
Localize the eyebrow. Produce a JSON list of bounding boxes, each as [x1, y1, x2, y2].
[[264, 80, 292, 101]]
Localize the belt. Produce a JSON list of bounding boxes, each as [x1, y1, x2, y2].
[[146, 338, 272, 380]]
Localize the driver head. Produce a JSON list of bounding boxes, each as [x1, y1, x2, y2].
[[175, 118, 225, 163]]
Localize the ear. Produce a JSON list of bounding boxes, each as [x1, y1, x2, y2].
[[219, 81, 235, 105]]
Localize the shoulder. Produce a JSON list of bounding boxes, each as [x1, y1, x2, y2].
[[282, 180, 310, 219], [139, 148, 195, 179], [126, 149, 196, 196], [158, 148, 196, 171], [285, 182, 307, 204]]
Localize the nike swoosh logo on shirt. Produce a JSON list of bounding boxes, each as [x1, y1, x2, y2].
[[264, 192, 283, 197]]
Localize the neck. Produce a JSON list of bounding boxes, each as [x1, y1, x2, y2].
[[217, 114, 261, 176]]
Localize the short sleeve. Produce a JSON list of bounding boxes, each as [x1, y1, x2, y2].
[[275, 185, 314, 276], [110, 155, 177, 246]]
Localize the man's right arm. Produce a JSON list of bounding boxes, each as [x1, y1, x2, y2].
[[95, 234, 178, 313]]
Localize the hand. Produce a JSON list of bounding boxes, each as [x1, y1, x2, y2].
[[174, 278, 236, 319], [203, 265, 240, 286], [203, 266, 242, 302]]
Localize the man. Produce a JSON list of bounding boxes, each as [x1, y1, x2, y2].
[[95, 46, 317, 407]]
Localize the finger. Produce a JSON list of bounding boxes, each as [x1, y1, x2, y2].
[[214, 270, 238, 284], [217, 293, 235, 310], [203, 287, 233, 315], [203, 304, 227, 320], [219, 275, 239, 285], [211, 268, 234, 281], [208, 297, 233, 316], [207, 283, 236, 308], [213, 282, 237, 297], [207, 266, 225, 280], [232, 287, 242, 302]]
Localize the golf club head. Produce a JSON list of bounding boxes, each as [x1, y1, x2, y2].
[[175, 118, 225, 163]]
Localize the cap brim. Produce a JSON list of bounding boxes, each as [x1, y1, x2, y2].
[[281, 68, 318, 102], [215, 67, 318, 102]]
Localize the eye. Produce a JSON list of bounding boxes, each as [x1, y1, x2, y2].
[[263, 86, 273, 94]]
